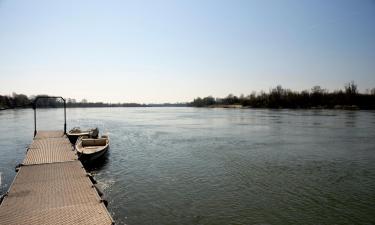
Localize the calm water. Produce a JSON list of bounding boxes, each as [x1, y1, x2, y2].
[[1, 108, 375, 225]]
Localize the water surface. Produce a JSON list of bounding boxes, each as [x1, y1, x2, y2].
[[1, 108, 375, 225]]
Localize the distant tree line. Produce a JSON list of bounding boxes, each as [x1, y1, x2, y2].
[[2, 82, 374, 110], [190, 82, 375, 109], [0, 93, 143, 109], [0, 93, 31, 109], [0, 93, 186, 110]]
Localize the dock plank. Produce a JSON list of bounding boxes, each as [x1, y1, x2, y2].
[[34, 131, 65, 139], [24, 138, 77, 165]]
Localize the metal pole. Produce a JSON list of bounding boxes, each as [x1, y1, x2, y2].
[[33, 103, 37, 137], [63, 98, 67, 134], [32, 96, 67, 136]]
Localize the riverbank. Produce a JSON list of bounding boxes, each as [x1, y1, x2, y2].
[[202, 104, 363, 110], [190, 83, 375, 109], [208, 104, 244, 108], [0, 104, 368, 111]]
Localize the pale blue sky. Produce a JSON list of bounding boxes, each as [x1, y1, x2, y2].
[[1, 0, 374, 103]]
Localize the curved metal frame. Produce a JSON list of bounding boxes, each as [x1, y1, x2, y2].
[[33, 96, 66, 137]]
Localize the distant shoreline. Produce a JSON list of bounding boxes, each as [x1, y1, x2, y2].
[[191, 83, 375, 110], [2, 82, 375, 110], [202, 104, 363, 110], [0, 94, 188, 110], [1, 105, 371, 111], [0, 105, 188, 111]]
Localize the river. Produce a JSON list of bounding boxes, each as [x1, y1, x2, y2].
[[1, 107, 374, 225]]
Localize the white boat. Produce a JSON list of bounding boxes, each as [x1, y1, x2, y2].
[[75, 135, 109, 161]]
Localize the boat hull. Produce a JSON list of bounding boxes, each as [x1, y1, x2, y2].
[[78, 145, 109, 162], [67, 132, 90, 144], [67, 134, 79, 144]]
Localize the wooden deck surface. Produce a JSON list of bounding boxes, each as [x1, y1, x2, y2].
[[0, 131, 113, 225]]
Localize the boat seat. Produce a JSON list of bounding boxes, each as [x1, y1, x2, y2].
[[82, 138, 107, 147]]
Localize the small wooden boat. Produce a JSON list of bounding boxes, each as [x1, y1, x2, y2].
[[75, 135, 109, 161], [67, 127, 98, 144]]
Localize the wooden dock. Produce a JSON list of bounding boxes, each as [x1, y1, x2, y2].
[[0, 130, 114, 225]]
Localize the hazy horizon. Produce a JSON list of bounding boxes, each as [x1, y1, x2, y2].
[[1, 0, 374, 103]]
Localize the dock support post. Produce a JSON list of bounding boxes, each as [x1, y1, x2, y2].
[[33, 103, 37, 137], [63, 99, 67, 134]]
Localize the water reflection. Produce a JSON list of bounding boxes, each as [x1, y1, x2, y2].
[[82, 150, 111, 173], [344, 111, 358, 127]]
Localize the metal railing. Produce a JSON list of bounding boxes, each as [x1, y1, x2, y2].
[[33, 96, 66, 137]]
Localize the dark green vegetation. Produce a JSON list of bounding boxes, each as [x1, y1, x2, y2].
[[191, 82, 375, 109], [0, 94, 186, 110], [0, 94, 143, 109]]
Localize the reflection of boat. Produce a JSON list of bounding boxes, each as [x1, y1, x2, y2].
[[67, 127, 97, 144], [76, 135, 109, 161]]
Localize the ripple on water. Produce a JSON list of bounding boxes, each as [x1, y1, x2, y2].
[[1, 108, 375, 225]]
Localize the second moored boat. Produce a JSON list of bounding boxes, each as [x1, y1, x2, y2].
[[67, 127, 98, 144]]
